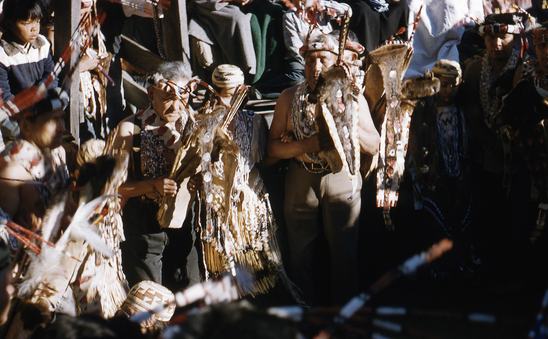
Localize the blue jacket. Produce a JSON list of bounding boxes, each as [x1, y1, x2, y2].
[[0, 32, 58, 101]]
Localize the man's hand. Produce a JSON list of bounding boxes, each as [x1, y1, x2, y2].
[[187, 173, 203, 193], [79, 54, 100, 73], [280, 131, 295, 143], [153, 176, 178, 197]]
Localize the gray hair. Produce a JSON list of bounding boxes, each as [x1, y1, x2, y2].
[[148, 61, 193, 86]]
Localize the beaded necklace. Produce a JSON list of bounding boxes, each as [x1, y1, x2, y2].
[[479, 49, 519, 128]]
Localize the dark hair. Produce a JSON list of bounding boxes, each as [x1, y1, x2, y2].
[[3, 0, 43, 24], [29, 314, 146, 339], [483, 13, 519, 26], [166, 302, 298, 339], [20, 88, 68, 122]]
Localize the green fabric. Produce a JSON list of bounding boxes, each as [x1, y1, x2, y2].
[[246, 1, 285, 84]]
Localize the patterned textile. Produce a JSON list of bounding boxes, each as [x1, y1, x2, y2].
[[136, 105, 188, 181], [367, 0, 389, 12], [408, 97, 472, 236]]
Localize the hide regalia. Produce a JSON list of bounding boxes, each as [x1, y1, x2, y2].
[[79, 1, 112, 139], [165, 73, 297, 298], [67, 139, 129, 317], [408, 94, 473, 238], [196, 105, 289, 297], [364, 6, 440, 228], [298, 14, 364, 197]]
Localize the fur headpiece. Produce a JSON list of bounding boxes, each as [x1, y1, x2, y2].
[[212, 64, 245, 88], [299, 29, 339, 56]]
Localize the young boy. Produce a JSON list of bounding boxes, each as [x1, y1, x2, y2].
[[0, 0, 57, 102], [0, 0, 57, 151]]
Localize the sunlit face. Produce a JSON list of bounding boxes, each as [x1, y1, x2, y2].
[[436, 76, 460, 106], [9, 18, 40, 45], [0, 267, 14, 325], [304, 50, 337, 91], [148, 78, 190, 123], [484, 33, 516, 62], [23, 109, 66, 150], [536, 42, 548, 74]]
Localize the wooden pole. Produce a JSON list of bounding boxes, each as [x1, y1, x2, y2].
[[54, 0, 81, 145], [162, 0, 189, 63]]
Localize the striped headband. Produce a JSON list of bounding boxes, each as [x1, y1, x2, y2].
[[478, 23, 521, 35], [212, 64, 245, 88]]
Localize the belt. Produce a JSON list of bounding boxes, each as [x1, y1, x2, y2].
[[293, 159, 331, 174]]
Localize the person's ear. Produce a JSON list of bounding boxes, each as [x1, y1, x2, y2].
[[147, 86, 155, 102], [351, 53, 358, 62]]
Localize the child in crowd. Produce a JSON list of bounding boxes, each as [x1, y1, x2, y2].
[[0, 0, 57, 101], [0, 0, 58, 150]]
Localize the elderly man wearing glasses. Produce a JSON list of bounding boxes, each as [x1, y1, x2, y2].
[[112, 61, 196, 287]]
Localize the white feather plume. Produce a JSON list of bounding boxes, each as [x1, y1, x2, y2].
[[57, 194, 118, 258]]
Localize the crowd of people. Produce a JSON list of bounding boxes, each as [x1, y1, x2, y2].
[[0, 0, 547, 338]]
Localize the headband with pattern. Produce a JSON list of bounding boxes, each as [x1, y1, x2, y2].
[[532, 27, 548, 46], [432, 59, 462, 79], [478, 23, 521, 35]]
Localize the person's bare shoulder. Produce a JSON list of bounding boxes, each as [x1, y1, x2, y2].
[[0, 160, 32, 181], [278, 85, 298, 106], [113, 114, 136, 151], [463, 58, 482, 83]]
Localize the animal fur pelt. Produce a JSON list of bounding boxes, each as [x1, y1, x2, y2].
[[402, 73, 440, 100], [369, 44, 412, 225], [309, 64, 361, 196]]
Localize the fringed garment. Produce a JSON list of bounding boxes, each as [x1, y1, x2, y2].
[[69, 150, 130, 318], [197, 108, 286, 296]]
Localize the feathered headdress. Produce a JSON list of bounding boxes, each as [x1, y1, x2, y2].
[[476, 8, 536, 59]]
